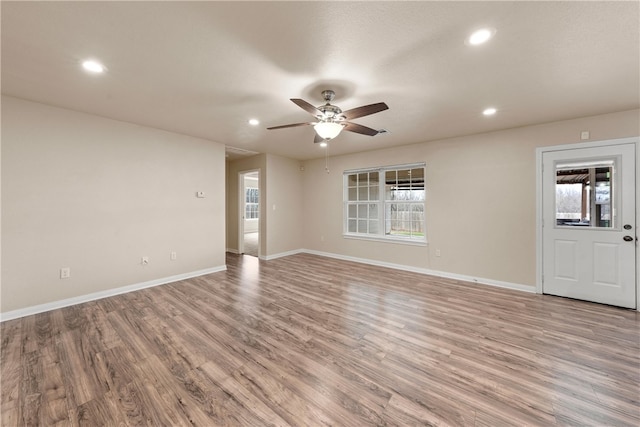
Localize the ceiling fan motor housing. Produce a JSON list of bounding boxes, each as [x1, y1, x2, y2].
[[321, 89, 336, 102], [318, 103, 343, 120]]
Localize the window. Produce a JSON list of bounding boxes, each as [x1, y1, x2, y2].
[[344, 163, 426, 243], [245, 187, 259, 219], [555, 160, 615, 228]]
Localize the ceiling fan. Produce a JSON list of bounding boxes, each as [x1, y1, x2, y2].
[[267, 90, 389, 144]]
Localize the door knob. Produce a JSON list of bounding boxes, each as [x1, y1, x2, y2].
[[623, 235, 634, 242]]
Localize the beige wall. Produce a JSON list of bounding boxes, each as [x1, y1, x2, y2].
[[2, 95, 637, 314], [265, 154, 304, 256], [226, 154, 266, 255], [301, 109, 640, 288], [1, 96, 226, 313], [226, 153, 303, 258]]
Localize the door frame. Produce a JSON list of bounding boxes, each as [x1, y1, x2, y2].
[[536, 136, 639, 310], [238, 169, 261, 256]]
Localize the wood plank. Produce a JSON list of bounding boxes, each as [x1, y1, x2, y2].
[[174, 362, 271, 426], [20, 350, 42, 426], [1, 318, 23, 409], [40, 346, 72, 425], [53, 330, 109, 407], [134, 354, 231, 426]]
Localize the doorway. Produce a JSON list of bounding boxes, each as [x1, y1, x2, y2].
[[239, 170, 260, 257], [537, 138, 637, 309]]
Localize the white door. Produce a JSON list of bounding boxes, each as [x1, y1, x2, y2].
[[542, 142, 636, 308]]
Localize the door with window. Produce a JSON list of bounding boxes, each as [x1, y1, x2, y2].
[[542, 141, 636, 308]]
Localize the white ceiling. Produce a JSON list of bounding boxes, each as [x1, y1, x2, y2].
[[2, 1, 638, 161]]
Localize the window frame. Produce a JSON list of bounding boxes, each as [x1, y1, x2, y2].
[[343, 162, 427, 245]]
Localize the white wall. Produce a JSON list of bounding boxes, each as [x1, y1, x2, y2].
[[244, 220, 259, 233], [1, 96, 227, 314], [301, 109, 640, 288]]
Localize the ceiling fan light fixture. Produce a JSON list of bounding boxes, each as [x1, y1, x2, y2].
[[314, 121, 343, 140]]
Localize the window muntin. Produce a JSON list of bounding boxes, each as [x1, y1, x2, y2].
[[346, 171, 379, 234], [245, 187, 259, 219], [344, 164, 425, 242]]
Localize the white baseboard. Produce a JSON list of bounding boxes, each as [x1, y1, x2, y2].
[[261, 249, 304, 261], [2, 250, 534, 322], [0, 265, 227, 322], [226, 248, 239, 254], [300, 249, 535, 294]]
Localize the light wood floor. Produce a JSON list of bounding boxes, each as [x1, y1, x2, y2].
[[2, 253, 639, 426]]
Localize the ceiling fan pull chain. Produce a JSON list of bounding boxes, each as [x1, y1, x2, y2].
[[325, 141, 330, 174]]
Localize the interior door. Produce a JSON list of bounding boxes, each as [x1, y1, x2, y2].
[[542, 142, 636, 308]]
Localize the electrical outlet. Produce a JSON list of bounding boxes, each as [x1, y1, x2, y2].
[[435, 249, 441, 257], [170, 251, 177, 260], [60, 267, 71, 279], [141, 256, 149, 265]]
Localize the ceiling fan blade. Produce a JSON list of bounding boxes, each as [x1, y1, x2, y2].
[[341, 102, 389, 120], [291, 98, 322, 116], [344, 122, 380, 136], [314, 133, 324, 144], [267, 122, 314, 130]]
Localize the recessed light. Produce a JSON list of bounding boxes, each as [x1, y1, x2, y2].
[[483, 107, 497, 116], [467, 28, 496, 46], [248, 119, 260, 126], [82, 59, 106, 73]]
